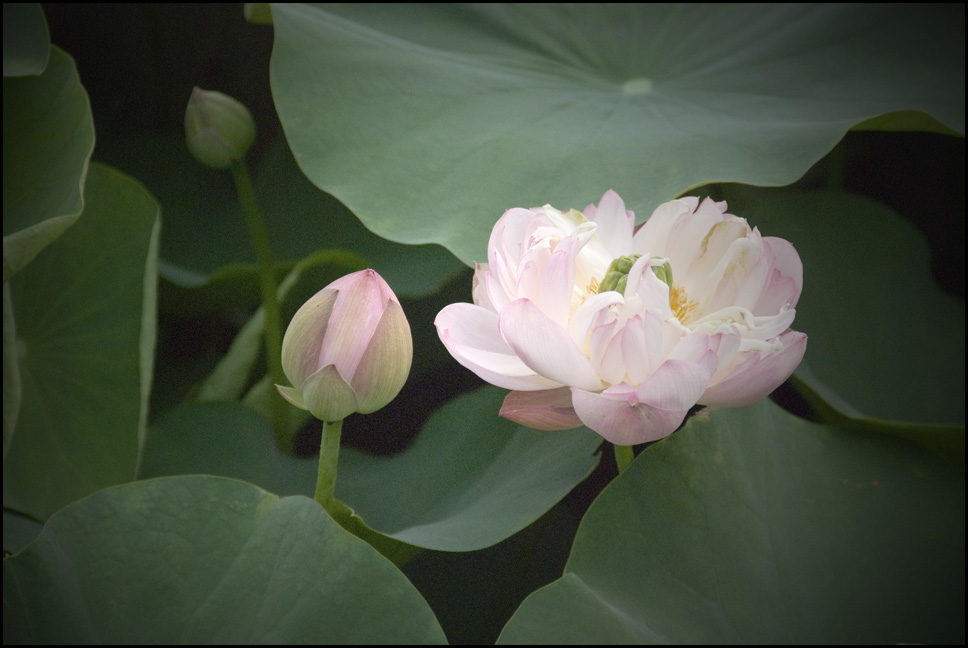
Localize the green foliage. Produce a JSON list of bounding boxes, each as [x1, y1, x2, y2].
[[269, 4, 964, 266], [498, 400, 964, 644], [4, 163, 159, 520], [3, 4, 964, 645], [3, 476, 447, 644]]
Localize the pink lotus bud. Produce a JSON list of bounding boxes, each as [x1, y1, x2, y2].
[[276, 269, 413, 422]]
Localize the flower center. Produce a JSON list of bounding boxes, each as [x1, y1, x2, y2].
[[653, 258, 698, 322], [669, 283, 698, 322], [597, 254, 642, 295]]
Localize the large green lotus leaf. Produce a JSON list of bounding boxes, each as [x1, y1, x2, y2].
[[2, 475, 446, 644], [729, 189, 965, 429], [498, 399, 965, 644], [100, 132, 465, 300], [138, 400, 418, 565], [139, 401, 316, 496], [3, 163, 159, 520], [2, 510, 43, 556], [3, 3, 50, 77], [337, 386, 603, 551], [269, 4, 965, 266], [3, 46, 93, 281]]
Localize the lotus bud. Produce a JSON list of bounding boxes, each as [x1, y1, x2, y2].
[[276, 269, 413, 422], [184, 86, 256, 169]]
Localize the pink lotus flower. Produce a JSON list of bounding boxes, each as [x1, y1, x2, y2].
[[435, 191, 806, 445], [277, 269, 413, 422]]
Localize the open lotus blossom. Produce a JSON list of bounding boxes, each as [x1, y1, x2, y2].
[[435, 191, 806, 446]]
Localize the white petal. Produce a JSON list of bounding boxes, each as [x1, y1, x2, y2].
[[435, 303, 560, 391], [499, 298, 603, 391]]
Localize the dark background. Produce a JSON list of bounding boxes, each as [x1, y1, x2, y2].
[[41, 4, 966, 643]]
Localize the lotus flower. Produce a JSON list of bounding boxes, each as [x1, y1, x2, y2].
[[435, 191, 806, 445], [277, 269, 413, 422]]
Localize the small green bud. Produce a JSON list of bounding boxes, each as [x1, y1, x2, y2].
[[597, 254, 642, 295], [184, 87, 256, 169], [651, 259, 674, 287]]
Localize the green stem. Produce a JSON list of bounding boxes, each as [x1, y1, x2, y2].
[[614, 444, 634, 474], [314, 419, 344, 511], [230, 162, 288, 449]]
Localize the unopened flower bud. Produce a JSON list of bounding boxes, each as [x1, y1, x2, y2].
[[184, 86, 256, 169], [276, 269, 413, 422]]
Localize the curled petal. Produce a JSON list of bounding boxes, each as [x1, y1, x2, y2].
[[538, 236, 581, 328], [571, 385, 688, 446], [435, 302, 560, 391], [276, 384, 307, 411], [499, 298, 603, 391], [632, 197, 699, 256], [701, 330, 807, 406], [634, 354, 715, 411], [500, 388, 583, 430], [756, 237, 803, 311], [472, 263, 498, 312]]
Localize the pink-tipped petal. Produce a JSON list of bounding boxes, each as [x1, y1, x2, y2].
[[320, 270, 389, 380], [755, 237, 804, 312], [585, 190, 634, 257], [435, 302, 560, 391], [351, 299, 413, 413], [632, 197, 698, 256], [499, 298, 603, 391], [571, 386, 688, 445], [700, 330, 807, 406], [500, 388, 583, 430], [634, 355, 714, 411], [538, 236, 581, 327]]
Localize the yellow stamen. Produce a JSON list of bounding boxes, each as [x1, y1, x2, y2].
[[587, 276, 600, 295], [670, 283, 698, 322]]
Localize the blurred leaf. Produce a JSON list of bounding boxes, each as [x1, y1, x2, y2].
[[269, 4, 964, 266], [2, 284, 20, 459], [338, 386, 603, 551], [499, 400, 965, 644], [139, 401, 316, 496], [3, 163, 159, 520], [2, 4, 49, 77], [2, 510, 43, 556], [106, 132, 465, 302], [730, 190, 964, 429], [3, 475, 447, 644], [3, 46, 93, 281], [852, 109, 965, 137], [244, 3, 273, 25], [194, 249, 366, 403], [140, 399, 419, 565]]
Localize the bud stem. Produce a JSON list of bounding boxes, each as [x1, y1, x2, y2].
[[229, 161, 289, 449], [613, 443, 634, 474], [314, 418, 344, 511]]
